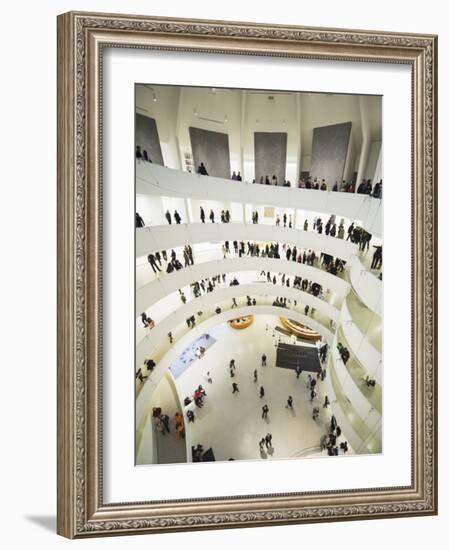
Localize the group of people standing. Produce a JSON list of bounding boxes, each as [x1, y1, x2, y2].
[[297, 176, 382, 199], [152, 407, 185, 439], [147, 245, 194, 276], [319, 414, 349, 456], [165, 209, 182, 225]]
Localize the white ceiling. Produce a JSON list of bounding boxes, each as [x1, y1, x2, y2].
[[136, 84, 382, 162]]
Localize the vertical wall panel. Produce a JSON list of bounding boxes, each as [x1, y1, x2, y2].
[[189, 127, 231, 178], [135, 113, 164, 165], [310, 122, 352, 185], [254, 132, 288, 184]]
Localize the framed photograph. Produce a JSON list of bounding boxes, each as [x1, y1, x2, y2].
[[57, 11, 438, 538]]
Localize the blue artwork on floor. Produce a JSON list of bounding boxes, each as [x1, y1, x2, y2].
[[169, 334, 217, 379]]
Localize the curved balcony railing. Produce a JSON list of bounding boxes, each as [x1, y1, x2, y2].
[[137, 280, 340, 346], [137, 257, 350, 314], [339, 299, 382, 378], [137, 162, 383, 237], [335, 327, 382, 414], [136, 222, 359, 262], [331, 340, 382, 422], [326, 355, 382, 454], [349, 255, 382, 316]]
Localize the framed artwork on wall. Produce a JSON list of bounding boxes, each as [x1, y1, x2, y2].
[[57, 11, 438, 538]]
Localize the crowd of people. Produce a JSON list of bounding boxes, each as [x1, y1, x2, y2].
[[138, 263, 336, 353], [248, 172, 382, 199], [135, 147, 383, 200], [139, 206, 378, 267], [192, 160, 382, 199], [144, 238, 348, 286], [173, 341, 351, 460], [320, 414, 349, 456], [147, 245, 194, 275], [143, 329, 351, 460]]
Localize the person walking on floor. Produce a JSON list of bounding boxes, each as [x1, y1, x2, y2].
[[262, 404, 269, 419], [286, 395, 293, 409], [165, 210, 172, 225], [295, 365, 302, 378], [259, 438, 265, 453], [174, 210, 181, 224], [207, 371, 212, 384], [147, 253, 161, 273], [160, 413, 170, 433], [265, 433, 272, 447], [259, 386, 265, 399], [232, 382, 239, 394], [229, 359, 236, 377], [323, 395, 330, 408], [261, 353, 267, 366], [253, 369, 258, 382], [200, 206, 205, 223]]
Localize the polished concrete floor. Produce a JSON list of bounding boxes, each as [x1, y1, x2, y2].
[[143, 315, 351, 464]]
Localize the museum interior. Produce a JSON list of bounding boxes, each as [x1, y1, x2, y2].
[[134, 84, 383, 465]]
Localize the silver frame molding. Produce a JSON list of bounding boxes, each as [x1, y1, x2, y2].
[[57, 11, 438, 538]]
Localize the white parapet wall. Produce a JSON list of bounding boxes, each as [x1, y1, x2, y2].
[[349, 256, 383, 316], [136, 222, 360, 261], [137, 162, 383, 237], [339, 299, 382, 378], [136, 282, 340, 346], [136, 257, 350, 314]]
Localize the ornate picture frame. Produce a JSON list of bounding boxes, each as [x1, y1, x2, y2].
[[57, 11, 438, 538]]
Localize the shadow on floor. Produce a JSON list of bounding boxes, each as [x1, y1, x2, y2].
[[25, 515, 56, 533]]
